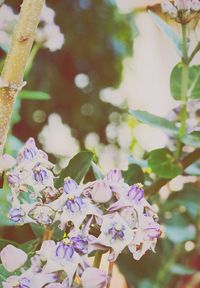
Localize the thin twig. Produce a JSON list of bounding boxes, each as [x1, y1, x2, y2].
[[187, 41, 200, 64]]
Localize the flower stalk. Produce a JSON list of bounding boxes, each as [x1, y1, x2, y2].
[[0, 0, 45, 156], [179, 23, 189, 138], [93, 250, 103, 268]]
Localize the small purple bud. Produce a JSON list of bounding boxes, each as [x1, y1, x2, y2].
[[7, 172, 21, 186], [9, 207, 25, 223], [63, 177, 78, 194], [126, 183, 144, 203]]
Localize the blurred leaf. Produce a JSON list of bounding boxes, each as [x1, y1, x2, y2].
[[55, 151, 94, 187], [148, 10, 182, 57], [170, 264, 196, 275], [182, 131, 200, 148], [123, 163, 144, 185], [162, 184, 200, 219], [92, 162, 104, 179], [138, 280, 154, 288], [165, 224, 196, 243], [170, 64, 200, 100], [185, 159, 200, 175], [129, 110, 178, 135], [148, 148, 181, 179], [19, 90, 51, 100]]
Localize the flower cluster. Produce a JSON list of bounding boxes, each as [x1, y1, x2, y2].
[[1, 138, 161, 287], [1, 241, 108, 288], [0, 3, 64, 52], [161, 0, 200, 23]]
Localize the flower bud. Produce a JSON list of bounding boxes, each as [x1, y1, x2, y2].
[[0, 245, 27, 272], [81, 267, 108, 288], [63, 177, 78, 194], [161, 0, 178, 18], [175, 0, 191, 10], [91, 180, 112, 203], [105, 169, 122, 184]]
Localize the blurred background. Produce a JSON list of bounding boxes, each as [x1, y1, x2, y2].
[[0, 0, 200, 287]]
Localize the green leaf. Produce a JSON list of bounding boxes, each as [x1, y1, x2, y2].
[[122, 164, 144, 185], [30, 223, 45, 238], [0, 239, 19, 250], [0, 264, 12, 282], [148, 148, 181, 179], [170, 64, 200, 100], [19, 90, 51, 100], [170, 264, 196, 275], [129, 110, 178, 135], [148, 10, 182, 57], [55, 151, 94, 187], [19, 239, 40, 254], [91, 162, 104, 179], [182, 131, 200, 148]]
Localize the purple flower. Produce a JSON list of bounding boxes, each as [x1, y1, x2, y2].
[[125, 183, 144, 203], [55, 241, 75, 261], [32, 164, 48, 184], [18, 277, 31, 288], [107, 223, 125, 243], [65, 195, 84, 213], [70, 236, 88, 255], [18, 138, 38, 162], [9, 207, 25, 223]]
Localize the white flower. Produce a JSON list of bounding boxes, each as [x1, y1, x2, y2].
[[97, 213, 133, 261], [40, 4, 55, 24], [39, 114, 79, 158], [128, 216, 161, 260], [0, 245, 27, 272], [36, 24, 64, 52]]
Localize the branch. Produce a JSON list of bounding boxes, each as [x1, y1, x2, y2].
[[0, 0, 45, 155], [187, 41, 200, 64], [145, 148, 200, 197]]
